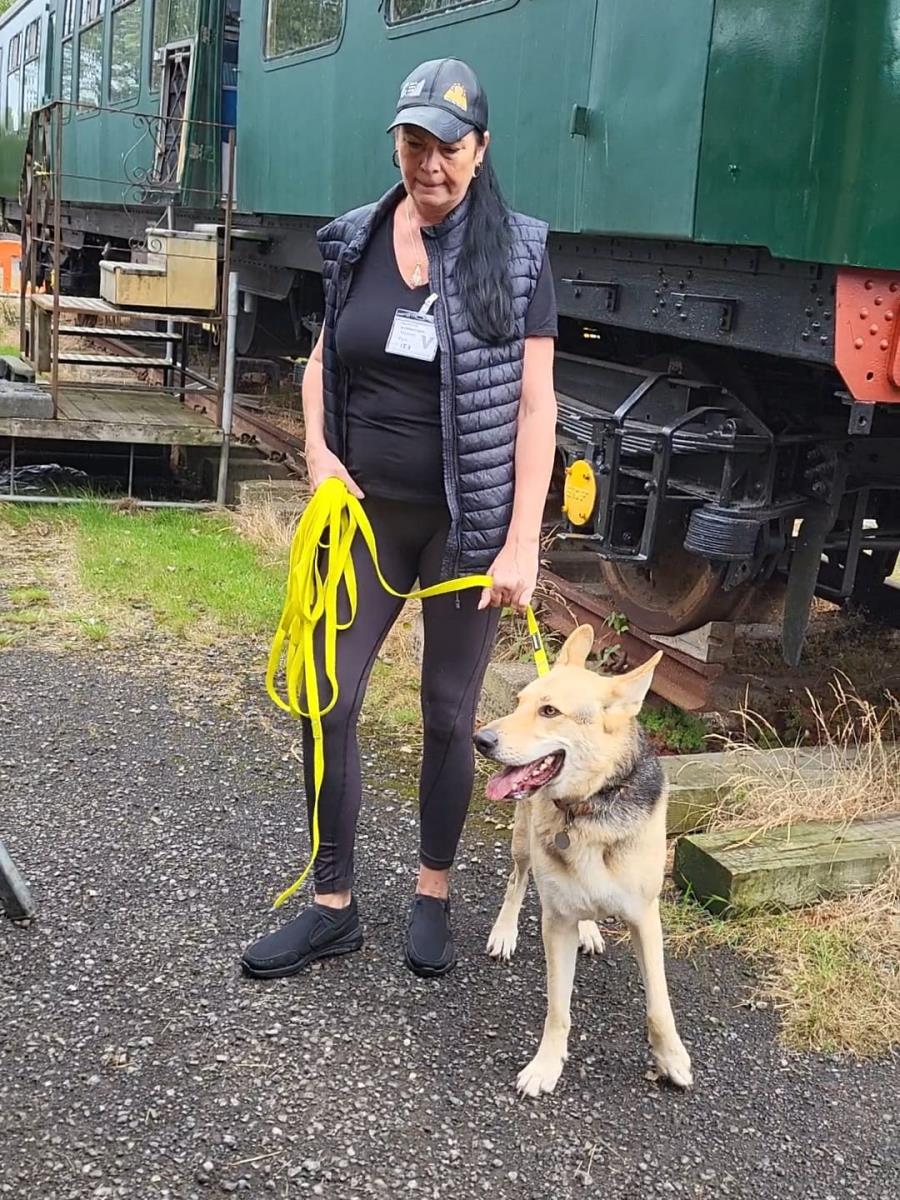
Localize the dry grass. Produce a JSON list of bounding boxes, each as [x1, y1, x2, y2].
[[664, 854, 900, 1056], [229, 495, 305, 570], [664, 677, 900, 1057], [711, 677, 900, 833]]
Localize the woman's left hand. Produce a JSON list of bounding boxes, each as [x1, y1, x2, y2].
[[478, 541, 540, 612]]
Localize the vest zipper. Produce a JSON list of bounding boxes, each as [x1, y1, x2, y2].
[[427, 235, 463, 577]]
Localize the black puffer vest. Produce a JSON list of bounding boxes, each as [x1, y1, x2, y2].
[[316, 182, 548, 578]]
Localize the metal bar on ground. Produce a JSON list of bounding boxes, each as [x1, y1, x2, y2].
[[1, 495, 221, 509], [217, 271, 239, 506], [0, 838, 36, 920]]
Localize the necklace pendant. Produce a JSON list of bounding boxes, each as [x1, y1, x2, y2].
[[412, 263, 423, 287]]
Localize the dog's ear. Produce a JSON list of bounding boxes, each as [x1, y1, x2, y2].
[[606, 651, 662, 719], [555, 623, 595, 669]]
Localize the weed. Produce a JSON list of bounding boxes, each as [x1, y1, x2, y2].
[[9, 586, 50, 607], [640, 701, 709, 754]]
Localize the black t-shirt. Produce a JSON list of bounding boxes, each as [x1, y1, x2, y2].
[[335, 210, 557, 505]]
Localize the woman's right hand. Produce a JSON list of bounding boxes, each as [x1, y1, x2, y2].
[[304, 442, 365, 499]]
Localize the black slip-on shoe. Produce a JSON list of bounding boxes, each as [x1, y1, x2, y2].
[[404, 894, 456, 979], [241, 897, 363, 979]]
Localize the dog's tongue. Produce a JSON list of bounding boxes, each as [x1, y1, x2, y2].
[[485, 764, 535, 802]]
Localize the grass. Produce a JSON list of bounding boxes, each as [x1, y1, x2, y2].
[[0, 501, 288, 644], [663, 857, 900, 1056], [74, 504, 286, 637], [9, 586, 50, 607]]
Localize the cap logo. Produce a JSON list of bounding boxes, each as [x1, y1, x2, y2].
[[443, 83, 468, 111], [401, 79, 426, 99]]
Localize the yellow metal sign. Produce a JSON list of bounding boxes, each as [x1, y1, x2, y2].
[[562, 458, 597, 527]]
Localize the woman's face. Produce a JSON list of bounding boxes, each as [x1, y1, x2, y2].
[[396, 126, 489, 220]]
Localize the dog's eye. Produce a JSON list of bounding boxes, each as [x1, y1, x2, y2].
[[538, 705, 560, 718]]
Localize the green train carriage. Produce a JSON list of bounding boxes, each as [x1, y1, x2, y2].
[[0, 0, 898, 660]]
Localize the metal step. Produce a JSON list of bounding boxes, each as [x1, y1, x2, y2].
[[30, 294, 216, 325], [56, 326, 177, 340], [58, 353, 173, 369]]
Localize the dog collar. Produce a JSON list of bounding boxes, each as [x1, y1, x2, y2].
[[551, 760, 637, 825]]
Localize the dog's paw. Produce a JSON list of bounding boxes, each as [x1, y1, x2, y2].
[[486, 920, 518, 961], [516, 1052, 565, 1098], [652, 1040, 693, 1090], [577, 920, 605, 956]]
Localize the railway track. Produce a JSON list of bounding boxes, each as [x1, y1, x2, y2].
[[539, 570, 718, 710]]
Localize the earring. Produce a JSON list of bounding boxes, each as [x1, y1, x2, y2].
[[392, 149, 400, 169], [473, 162, 483, 178]]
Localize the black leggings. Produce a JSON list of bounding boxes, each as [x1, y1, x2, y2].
[[301, 496, 501, 893]]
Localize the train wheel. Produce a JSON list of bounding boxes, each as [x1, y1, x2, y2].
[[597, 351, 754, 634], [598, 510, 747, 634]]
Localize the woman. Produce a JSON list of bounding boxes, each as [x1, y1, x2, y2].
[[243, 57, 558, 980]]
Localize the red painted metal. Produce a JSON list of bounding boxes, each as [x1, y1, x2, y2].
[[835, 267, 900, 403]]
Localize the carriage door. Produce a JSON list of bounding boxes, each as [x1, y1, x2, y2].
[[579, 1, 715, 238]]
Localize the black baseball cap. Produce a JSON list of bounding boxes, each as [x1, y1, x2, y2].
[[387, 58, 488, 143]]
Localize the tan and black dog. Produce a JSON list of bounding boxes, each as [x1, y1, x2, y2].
[[474, 624, 692, 1097]]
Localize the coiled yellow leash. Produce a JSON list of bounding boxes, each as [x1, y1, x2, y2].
[[265, 477, 549, 908]]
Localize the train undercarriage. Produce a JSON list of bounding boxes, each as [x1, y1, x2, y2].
[[10, 201, 900, 663]]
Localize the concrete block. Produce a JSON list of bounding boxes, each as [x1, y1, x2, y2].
[[0, 383, 53, 418]]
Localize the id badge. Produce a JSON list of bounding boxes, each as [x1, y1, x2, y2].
[[385, 293, 439, 362]]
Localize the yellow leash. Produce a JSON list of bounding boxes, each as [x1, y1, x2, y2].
[[265, 476, 549, 909]]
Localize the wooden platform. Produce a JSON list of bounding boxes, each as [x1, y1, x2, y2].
[[0, 387, 223, 446]]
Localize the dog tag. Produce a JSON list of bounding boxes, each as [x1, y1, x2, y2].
[[385, 292, 439, 361], [554, 831, 571, 851]]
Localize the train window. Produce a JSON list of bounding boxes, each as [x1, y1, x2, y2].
[[7, 35, 20, 132], [110, 0, 143, 103], [24, 20, 40, 62], [81, 0, 105, 25], [151, 0, 198, 90], [264, 0, 344, 60], [387, 0, 489, 21], [61, 39, 74, 111], [22, 21, 40, 124], [77, 21, 103, 108]]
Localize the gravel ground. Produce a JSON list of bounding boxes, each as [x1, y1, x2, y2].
[[1, 648, 897, 1200]]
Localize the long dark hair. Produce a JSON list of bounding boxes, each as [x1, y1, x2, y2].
[[457, 139, 514, 344]]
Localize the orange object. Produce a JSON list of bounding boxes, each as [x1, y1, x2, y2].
[[835, 266, 900, 403], [0, 235, 21, 295]]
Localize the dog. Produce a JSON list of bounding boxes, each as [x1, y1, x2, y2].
[[474, 623, 692, 1097]]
